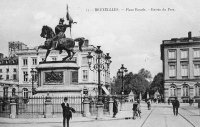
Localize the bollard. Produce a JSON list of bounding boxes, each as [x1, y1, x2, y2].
[[10, 97, 17, 119], [109, 98, 114, 116], [96, 102, 104, 119], [44, 93, 52, 118], [83, 96, 90, 117]]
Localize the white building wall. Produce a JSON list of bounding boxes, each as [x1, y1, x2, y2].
[[16, 45, 111, 97]]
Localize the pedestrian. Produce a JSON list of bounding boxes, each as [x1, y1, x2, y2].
[[113, 97, 118, 118], [168, 99, 170, 105], [147, 99, 151, 110], [132, 100, 138, 119], [172, 97, 180, 116], [61, 97, 76, 127], [189, 98, 193, 106]]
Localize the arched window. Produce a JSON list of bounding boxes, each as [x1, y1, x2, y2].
[[182, 84, 189, 96], [22, 88, 28, 99], [195, 83, 200, 96], [12, 88, 16, 96], [3, 87, 8, 98], [170, 84, 177, 96]]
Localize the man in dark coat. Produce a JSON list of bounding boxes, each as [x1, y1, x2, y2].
[[61, 97, 75, 127], [172, 97, 180, 116], [113, 98, 118, 118]]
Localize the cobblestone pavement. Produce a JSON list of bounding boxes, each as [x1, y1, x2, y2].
[[1, 102, 200, 127]]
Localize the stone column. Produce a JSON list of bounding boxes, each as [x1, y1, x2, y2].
[[10, 97, 17, 119], [44, 93, 52, 118], [83, 96, 90, 117], [96, 102, 104, 119], [108, 97, 113, 116]]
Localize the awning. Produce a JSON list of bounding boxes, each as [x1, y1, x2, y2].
[[102, 86, 110, 95]]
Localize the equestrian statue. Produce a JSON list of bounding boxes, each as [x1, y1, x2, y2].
[[37, 18, 85, 62]]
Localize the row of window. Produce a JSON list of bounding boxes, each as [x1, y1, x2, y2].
[[3, 87, 28, 99], [168, 48, 200, 59], [23, 58, 37, 66], [170, 84, 200, 97], [22, 56, 106, 66], [169, 63, 200, 77], [0, 68, 17, 73], [22, 57, 78, 66], [0, 74, 17, 80]]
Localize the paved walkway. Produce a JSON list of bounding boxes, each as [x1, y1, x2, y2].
[[1, 102, 200, 127]]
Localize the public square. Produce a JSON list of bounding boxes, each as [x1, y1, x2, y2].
[[1, 102, 200, 127]]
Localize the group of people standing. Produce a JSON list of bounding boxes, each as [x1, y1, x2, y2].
[[61, 97, 180, 127], [112, 98, 142, 119]]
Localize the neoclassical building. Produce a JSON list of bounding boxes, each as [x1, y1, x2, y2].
[[0, 56, 19, 98], [0, 40, 111, 98], [161, 32, 200, 102]]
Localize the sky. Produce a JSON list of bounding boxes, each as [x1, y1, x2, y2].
[[0, 0, 200, 78]]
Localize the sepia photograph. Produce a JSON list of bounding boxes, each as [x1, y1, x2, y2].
[[0, 0, 200, 127]]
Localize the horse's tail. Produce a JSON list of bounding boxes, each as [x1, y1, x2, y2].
[[74, 37, 85, 52]]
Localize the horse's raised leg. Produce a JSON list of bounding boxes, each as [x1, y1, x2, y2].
[[62, 50, 71, 61], [69, 50, 76, 60], [44, 50, 51, 62]]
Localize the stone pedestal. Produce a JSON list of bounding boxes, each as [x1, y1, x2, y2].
[[109, 98, 114, 116], [10, 103, 16, 119], [83, 96, 90, 117], [96, 103, 104, 119], [35, 61, 81, 96]]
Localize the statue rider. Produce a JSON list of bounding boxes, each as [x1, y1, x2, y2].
[[50, 18, 71, 50]]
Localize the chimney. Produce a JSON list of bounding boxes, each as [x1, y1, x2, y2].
[[188, 31, 192, 39], [84, 39, 89, 47]]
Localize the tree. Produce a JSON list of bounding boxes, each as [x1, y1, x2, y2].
[[131, 74, 149, 95], [111, 68, 152, 99], [138, 68, 152, 80], [111, 76, 121, 95], [149, 73, 164, 97]]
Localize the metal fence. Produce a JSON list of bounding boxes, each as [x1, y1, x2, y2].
[[16, 97, 45, 118], [0, 96, 84, 118], [51, 96, 83, 117], [0, 95, 127, 118]]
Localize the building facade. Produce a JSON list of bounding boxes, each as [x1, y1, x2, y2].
[[161, 32, 200, 102], [14, 40, 111, 98], [0, 56, 19, 98]]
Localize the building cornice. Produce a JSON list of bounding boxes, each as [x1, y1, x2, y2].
[[164, 78, 200, 83]]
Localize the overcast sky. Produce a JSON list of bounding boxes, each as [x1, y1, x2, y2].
[[0, 0, 200, 78]]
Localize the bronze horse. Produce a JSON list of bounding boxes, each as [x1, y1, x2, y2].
[[37, 25, 85, 62]]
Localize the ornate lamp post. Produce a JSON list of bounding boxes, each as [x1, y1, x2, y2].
[[117, 64, 128, 95], [30, 68, 36, 95], [117, 64, 128, 111], [87, 46, 111, 118]]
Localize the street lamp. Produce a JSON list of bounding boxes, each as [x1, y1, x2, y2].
[[30, 68, 36, 95], [87, 46, 111, 104], [117, 64, 128, 95], [117, 64, 128, 111]]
